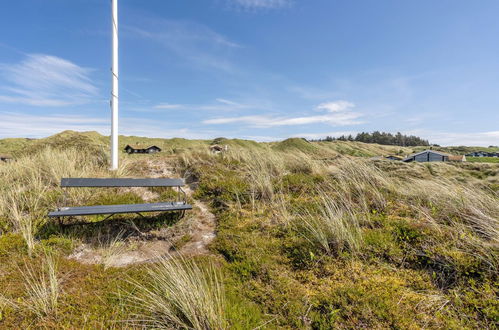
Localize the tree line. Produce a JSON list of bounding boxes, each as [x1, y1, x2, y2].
[[315, 131, 430, 146]]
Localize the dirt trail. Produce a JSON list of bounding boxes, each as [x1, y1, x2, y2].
[[68, 159, 216, 267]]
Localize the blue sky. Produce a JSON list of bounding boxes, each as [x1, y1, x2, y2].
[[0, 0, 498, 145]]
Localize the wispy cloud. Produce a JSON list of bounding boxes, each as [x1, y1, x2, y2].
[[226, 0, 292, 10], [119, 122, 216, 140], [152, 98, 256, 112], [0, 111, 216, 140], [153, 103, 184, 110], [0, 54, 98, 106], [291, 131, 358, 140], [0, 111, 107, 137], [406, 129, 499, 147], [203, 100, 363, 127], [126, 19, 240, 73], [316, 101, 354, 113]]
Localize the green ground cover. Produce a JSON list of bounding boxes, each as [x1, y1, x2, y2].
[[0, 132, 497, 328], [468, 157, 499, 163]]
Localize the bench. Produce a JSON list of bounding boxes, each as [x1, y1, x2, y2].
[[48, 178, 192, 220]]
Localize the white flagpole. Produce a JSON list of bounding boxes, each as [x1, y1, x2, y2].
[[111, 0, 119, 170]]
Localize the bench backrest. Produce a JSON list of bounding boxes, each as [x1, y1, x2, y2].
[[61, 178, 185, 188]]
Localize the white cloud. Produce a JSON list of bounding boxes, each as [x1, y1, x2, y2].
[[152, 98, 254, 112], [0, 54, 98, 106], [0, 111, 216, 140], [317, 101, 354, 113], [228, 0, 291, 9], [406, 130, 499, 147], [215, 98, 242, 106], [203, 100, 363, 127], [154, 103, 183, 109], [0, 112, 107, 138]]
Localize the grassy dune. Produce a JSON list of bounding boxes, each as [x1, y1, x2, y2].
[[0, 132, 498, 328], [468, 157, 499, 163]]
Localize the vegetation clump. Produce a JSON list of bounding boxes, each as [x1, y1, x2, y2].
[[0, 131, 497, 328], [128, 255, 226, 329]]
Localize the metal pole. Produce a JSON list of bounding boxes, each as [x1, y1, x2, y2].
[[111, 0, 119, 170]]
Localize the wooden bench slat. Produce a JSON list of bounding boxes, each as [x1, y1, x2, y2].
[[61, 178, 185, 187], [48, 202, 192, 217]]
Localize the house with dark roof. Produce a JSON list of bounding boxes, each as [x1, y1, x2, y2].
[[0, 154, 13, 162], [385, 155, 403, 161], [124, 144, 161, 154], [209, 144, 228, 154], [466, 151, 499, 157], [403, 150, 451, 163]]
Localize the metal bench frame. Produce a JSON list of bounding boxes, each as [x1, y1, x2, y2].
[[48, 178, 192, 222]]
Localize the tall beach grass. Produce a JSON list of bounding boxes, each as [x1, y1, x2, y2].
[[127, 255, 226, 329]]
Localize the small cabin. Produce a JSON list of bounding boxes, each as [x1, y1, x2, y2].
[[466, 151, 499, 157], [124, 144, 161, 154], [403, 150, 450, 163], [209, 145, 228, 154], [385, 155, 403, 161], [0, 154, 13, 162]]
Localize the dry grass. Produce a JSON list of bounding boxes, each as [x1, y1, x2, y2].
[[290, 157, 498, 261], [2, 181, 46, 255], [1, 253, 61, 319], [300, 191, 362, 255], [21, 253, 60, 318], [0, 147, 115, 252], [127, 254, 226, 329], [99, 230, 128, 270], [401, 178, 499, 243], [328, 158, 393, 215]]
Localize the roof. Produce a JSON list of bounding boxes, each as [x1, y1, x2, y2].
[[124, 144, 161, 150], [210, 145, 224, 149], [385, 155, 403, 160], [403, 149, 451, 162]]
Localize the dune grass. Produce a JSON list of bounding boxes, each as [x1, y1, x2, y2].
[[0, 252, 60, 319], [467, 156, 499, 163], [300, 191, 362, 255], [127, 255, 226, 329], [0, 147, 135, 254], [0, 133, 498, 328]]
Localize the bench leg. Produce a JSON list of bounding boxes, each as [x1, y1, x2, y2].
[[126, 219, 146, 237], [102, 213, 116, 222]]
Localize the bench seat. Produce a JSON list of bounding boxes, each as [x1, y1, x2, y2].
[[60, 178, 184, 187], [48, 202, 192, 217]]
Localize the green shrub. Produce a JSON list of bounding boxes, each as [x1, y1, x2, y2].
[[279, 173, 324, 197], [40, 236, 74, 254], [89, 191, 144, 206], [0, 233, 27, 257]]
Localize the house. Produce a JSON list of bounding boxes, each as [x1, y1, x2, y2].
[[403, 150, 451, 163], [466, 151, 487, 157], [209, 145, 228, 154], [124, 144, 161, 154], [466, 151, 499, 157], [448, 155, 466, 162], [385, 155, 403, 161], [0, 154, 12, 162]]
